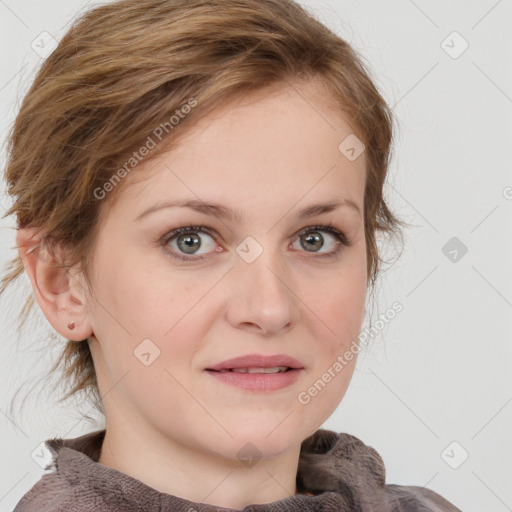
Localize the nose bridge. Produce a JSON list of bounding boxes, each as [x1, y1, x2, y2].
[[250, 250, 288, 303], [228, 234, 299, 333]]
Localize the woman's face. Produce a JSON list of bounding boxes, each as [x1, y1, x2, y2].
[[84, 80, 367, 460]]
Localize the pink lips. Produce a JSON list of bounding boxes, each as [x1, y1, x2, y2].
[[206, 353, 304, 371], [205, 353, 305, 392]]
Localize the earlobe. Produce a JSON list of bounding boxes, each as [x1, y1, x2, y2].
[[16, 227, 93, 342]]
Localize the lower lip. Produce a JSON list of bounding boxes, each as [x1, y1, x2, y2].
[[205, 369, 304, 391]]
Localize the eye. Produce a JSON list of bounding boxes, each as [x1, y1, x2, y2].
[[160, 225, 219, 261], [158, 223, 351, 262], [291, 224, 350, 259]]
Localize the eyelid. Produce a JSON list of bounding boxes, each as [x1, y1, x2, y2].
[[160, 224, 216, 243], [295, 222, 351, 246]]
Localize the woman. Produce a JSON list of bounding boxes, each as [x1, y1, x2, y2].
[[2, 0, 462, 510]]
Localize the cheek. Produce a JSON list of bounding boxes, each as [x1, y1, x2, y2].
[[94, 262, 209, 376], [302, 276, 365, 417], [91, 248, 186, 328], [308, 259, 367, 350]]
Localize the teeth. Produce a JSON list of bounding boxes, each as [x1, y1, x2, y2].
[[220, 366, 289, 374]]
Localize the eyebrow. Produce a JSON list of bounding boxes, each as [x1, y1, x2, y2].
[[135, 197, 362, 223]]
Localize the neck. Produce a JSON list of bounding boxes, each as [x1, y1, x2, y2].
[[98, 420, 304, 510]]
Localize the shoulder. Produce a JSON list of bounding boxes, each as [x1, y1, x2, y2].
[[13, 465, 111, 512], [13, 470, 71, 512], [384, 483, 463, 512], [13, 431, 106, 512]]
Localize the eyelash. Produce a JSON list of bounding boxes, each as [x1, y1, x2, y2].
[[158, 222, 352, 262]]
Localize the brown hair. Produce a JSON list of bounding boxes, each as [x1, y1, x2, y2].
[[1, 0, 403, 417]]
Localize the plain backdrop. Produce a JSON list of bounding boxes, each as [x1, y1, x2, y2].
[[1, 1, 511, 511]]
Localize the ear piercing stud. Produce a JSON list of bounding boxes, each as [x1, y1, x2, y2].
[[67, 321, 76, 330]]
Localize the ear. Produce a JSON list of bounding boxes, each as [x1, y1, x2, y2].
[[16, 227, 94, 341]]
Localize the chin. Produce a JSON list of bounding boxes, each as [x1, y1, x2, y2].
[[220, 418, 308, 457]]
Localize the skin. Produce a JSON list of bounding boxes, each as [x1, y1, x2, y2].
[[17, 79, 368, 509]]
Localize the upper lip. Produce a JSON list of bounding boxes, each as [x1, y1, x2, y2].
[[206, 353, 304, 371]]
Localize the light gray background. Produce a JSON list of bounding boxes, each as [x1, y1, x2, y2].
[[1, 1, 511, 511]]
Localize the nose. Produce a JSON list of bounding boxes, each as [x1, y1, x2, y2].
[[225, 244, 300, 336]]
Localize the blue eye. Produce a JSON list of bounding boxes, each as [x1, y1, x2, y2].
[[159, 223, 351, 262]]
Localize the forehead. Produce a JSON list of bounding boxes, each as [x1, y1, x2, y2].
[[109, 79, 366, 219]]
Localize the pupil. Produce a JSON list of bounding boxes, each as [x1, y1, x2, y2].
[[302, 232, 323, 252], [178, 233, 201, 254]]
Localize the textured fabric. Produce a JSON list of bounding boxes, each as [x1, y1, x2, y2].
[[13, 428, 462, 511]]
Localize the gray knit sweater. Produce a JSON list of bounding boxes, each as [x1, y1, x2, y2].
[[13, 428, 462, 511]]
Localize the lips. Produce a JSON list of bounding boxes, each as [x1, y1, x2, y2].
[[205, 353, 305, 392], [218, 366, 289, 374], [205, 353, 304, 372]]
